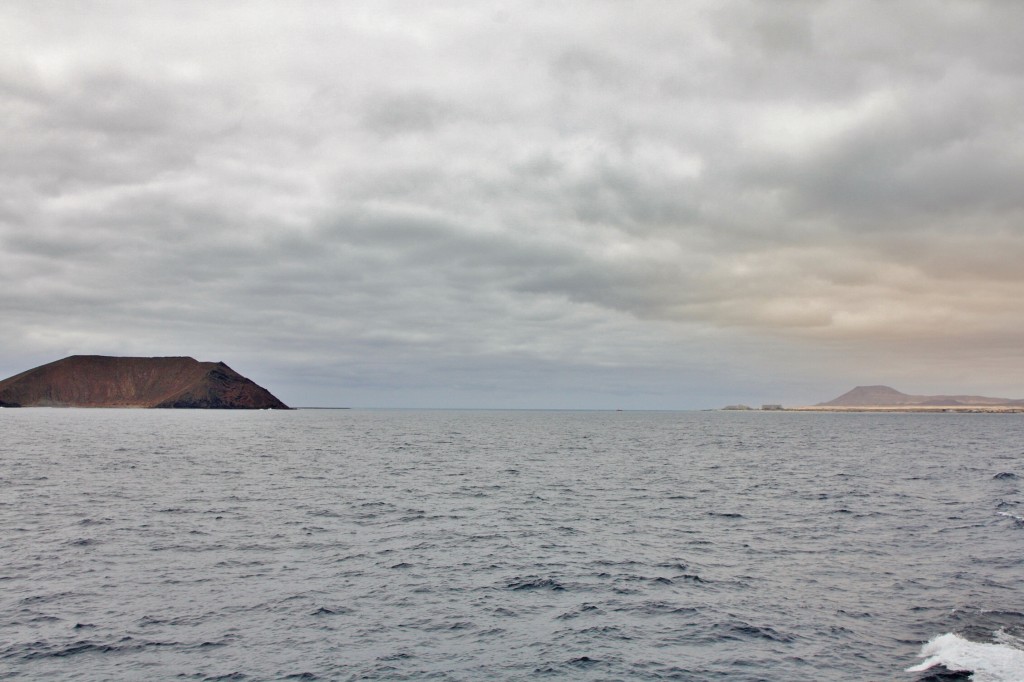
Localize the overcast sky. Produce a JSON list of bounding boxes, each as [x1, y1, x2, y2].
[[2, 1, 1023, 408]]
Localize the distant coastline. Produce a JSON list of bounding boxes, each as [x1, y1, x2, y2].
[[787, 405, 1024, 413], [725, 385, 1024, 413]]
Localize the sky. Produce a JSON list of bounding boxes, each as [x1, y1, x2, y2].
[[2, 1, 1024, 409]]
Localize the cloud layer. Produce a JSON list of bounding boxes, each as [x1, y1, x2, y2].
[[3, 1, 1023, 407]]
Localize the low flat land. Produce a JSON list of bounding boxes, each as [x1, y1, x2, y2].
[[788, 405, 1024, 413]]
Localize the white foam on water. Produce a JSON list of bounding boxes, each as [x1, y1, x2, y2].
[[994, 630, 1024, 650], [907, 633, 1024, 682], [997, 511, 1024, 524]]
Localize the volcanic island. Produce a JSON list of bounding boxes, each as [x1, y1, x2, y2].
[[0, 355, 289, 409]]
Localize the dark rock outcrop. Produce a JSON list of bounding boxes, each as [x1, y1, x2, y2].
[[0, 356, 289, 409]]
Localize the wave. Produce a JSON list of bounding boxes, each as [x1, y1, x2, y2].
[[997, 511, 1024, 525], [506, 575, 566, 591], [907, 633, 1024, 682]]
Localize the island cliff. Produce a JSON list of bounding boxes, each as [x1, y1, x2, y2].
[[0, 356, 289, 409]]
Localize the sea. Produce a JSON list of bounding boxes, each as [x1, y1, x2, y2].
[[1, 408, 1023, 681]]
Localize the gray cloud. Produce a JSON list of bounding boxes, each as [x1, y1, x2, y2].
[[2, 1, 1024, 406]]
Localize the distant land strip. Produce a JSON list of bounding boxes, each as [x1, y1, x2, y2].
[[787, 405, 1024, 413], [724, 385, 1024, 413]]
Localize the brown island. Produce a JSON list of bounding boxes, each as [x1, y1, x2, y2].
[[0, 355, 289, 409], [732, 385, 1024, 413]]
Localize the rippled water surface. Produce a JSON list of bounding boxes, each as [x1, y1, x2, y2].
[[2, 408, 1023, 680]]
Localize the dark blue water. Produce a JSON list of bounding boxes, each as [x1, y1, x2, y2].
[[1, 409, 1022, 680]]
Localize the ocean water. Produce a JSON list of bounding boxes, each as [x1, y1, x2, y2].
[[1, 408, 1022, 681]]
